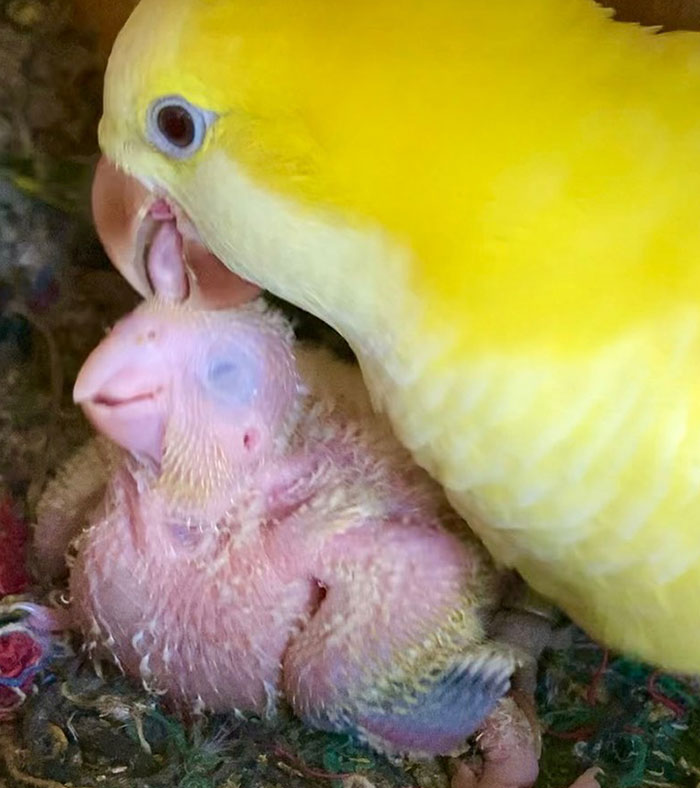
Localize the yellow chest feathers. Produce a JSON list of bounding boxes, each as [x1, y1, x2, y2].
[[365, 310, 700, 669], [386, 310, 700, 571]]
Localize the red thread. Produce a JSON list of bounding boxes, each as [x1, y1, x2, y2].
[[647, 671, 685, 718], [273, 746, 352, 781], [587, 649, 609, 706], [0, 630, 43, 713]]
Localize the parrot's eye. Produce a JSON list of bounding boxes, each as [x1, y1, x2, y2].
[[158, 106, 194, 147], [146, 96, 216, 159]]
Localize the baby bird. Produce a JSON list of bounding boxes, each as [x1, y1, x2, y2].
[[33, 224, 594, 787], [69, 304, 515, 754]]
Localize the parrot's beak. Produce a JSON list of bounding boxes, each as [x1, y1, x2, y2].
[[74, 323, 168, 463], [92, 156, 262, 309]]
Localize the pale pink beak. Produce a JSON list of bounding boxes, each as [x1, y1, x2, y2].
[[91, 156, 262, 309], [73, 320, 168, 463]]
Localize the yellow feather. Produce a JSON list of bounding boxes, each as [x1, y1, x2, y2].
[[101, 0, 700, 671]]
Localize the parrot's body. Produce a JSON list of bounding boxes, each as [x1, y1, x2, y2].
[[98, 0, 700, 672]]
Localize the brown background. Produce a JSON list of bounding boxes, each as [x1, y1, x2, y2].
[[608, 0, 700, 27]]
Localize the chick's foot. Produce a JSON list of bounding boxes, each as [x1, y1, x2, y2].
[[450, 695, 601, 788]]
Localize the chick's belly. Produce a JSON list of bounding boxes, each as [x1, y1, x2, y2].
[[69, 514, 318, 713]]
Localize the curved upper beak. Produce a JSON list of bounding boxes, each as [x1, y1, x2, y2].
[[91, 155, 262, 309], [73, 320, 169, 462]]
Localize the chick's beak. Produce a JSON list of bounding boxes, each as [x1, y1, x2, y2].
[[74, 325, 169, 463], [92, 155, 262, 309]]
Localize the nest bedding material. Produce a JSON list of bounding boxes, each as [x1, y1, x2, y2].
[[2, 1, 700, 786]]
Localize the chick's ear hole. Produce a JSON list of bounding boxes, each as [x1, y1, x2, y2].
[[243, 430, 259, 451]]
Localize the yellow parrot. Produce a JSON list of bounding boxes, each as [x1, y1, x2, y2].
[[94, 0, 700, 674]]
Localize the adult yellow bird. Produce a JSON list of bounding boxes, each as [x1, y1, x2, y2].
[[93, 0, 700, 674]]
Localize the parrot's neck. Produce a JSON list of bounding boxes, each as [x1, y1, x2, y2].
[[155, 425, 237, 517], [173, 153, 427, 385], [150, 398, 314, 525], [152, 443, 292, 538]]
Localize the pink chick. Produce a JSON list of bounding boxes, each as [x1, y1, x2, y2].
[[68, 295, 516, 752], [32, 224, 598, 788]]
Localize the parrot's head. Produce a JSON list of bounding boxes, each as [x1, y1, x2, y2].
[[94, 0, 419, 366], [94, 0, 270, 311], [74, 222, 301, 487], [96, 0, 700, 368]]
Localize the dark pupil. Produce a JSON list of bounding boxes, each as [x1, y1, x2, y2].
[[157, 105, 195, 148]]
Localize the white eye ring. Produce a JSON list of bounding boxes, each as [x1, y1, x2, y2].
[[146, 95, 217, 160]]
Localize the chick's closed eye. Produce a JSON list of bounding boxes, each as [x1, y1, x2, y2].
[[203, 349, 260, 406]]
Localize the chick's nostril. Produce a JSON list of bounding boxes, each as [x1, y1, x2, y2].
[[136, 329, 158, 344]]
